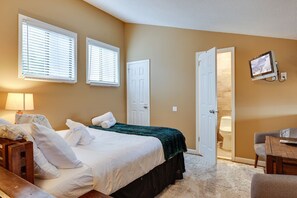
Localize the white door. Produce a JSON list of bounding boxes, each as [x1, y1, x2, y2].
[[196, 47, 217, 165], [127, 60, 150, 126]]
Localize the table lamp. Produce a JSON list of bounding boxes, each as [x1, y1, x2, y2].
[[5, 93, 34, 114]]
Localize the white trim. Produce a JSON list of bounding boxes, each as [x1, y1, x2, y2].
[[186, 148, 201, 155], [19, 14, 77, 37], [195, 52, 205, 154], [87, 38, 120, 52], [234, 157, 265, 167], [18, 14, 77, 83], [127, 59, 151, 126], [86, 37, 120, 87]]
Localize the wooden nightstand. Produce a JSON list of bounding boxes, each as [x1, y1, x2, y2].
[[0, 138, 20, 168], [0, 138, 34, 183]]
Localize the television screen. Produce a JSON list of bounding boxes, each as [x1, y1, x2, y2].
[[249, 51, 277, 80]]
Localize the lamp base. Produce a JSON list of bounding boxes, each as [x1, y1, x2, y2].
[[16, 110, 23, 115]]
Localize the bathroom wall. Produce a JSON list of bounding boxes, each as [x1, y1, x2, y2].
[[217, 52, 232, 142]]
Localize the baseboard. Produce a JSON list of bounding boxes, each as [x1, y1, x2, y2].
[[186, 149, 201, 155], [234, 157, 265, 167], [186, 150, 265, 167]]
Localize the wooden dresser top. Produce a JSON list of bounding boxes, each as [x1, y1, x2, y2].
[[266, 136, 297, 159]]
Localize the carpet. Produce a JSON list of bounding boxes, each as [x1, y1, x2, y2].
[[157, 154, 264, 198]]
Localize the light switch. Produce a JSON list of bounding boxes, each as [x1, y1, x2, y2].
[[172, 106, 178, 112]]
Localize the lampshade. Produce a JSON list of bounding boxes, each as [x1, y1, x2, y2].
[[5, 93, 34, 113]]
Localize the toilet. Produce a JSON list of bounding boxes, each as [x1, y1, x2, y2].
[[219, 116, 232, 150]]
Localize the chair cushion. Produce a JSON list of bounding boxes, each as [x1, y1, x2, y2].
[[254, 143, 266, 159]]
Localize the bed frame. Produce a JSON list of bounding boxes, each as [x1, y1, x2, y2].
[[111, 152, 185, 198], [0, 137, 185, 198]]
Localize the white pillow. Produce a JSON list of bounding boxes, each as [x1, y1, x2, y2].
[[32, 123, 82, 168], [15, 114, 53, 129], [66, 119, 85, 128], [65, 119, 95, 145], [76, 126, 94, 145], [0, 125, 23, 140], [6, 124, 60, 179], [0, 118, 11, 125], [64, 127, 82, 146]]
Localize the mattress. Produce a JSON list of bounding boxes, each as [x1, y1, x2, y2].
[[58, 127, 165, 195], [35, 165, 93, 198]]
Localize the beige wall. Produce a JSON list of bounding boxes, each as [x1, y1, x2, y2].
[[217, 52, 232, 142], [1, 1, 297, 160], [0, 0, 126, 129], [125, 24, 297, 159]]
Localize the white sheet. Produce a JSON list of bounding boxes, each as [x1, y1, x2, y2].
[[35, 165, 93, 198], [58, 127, 165, 195]]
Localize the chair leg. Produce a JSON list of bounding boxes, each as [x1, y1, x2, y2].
[[254, 154, 259, 168]]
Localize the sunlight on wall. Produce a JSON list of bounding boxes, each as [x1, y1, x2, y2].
[[0, 79, 41, 90], [0, 111, 15, 123]]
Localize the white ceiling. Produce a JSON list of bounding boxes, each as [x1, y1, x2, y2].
[[84, 0, 297, 40]]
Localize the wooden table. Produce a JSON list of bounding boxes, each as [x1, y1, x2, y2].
[[0, 166, 111, 198], [265, 136, 297, 175], [0, 166, 52, 198], [79, 190, 111, 198]]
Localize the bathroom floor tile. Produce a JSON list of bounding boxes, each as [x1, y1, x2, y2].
[[217, 146, 232, 159]]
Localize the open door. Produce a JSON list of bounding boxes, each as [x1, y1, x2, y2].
[[196, 47, 217, 166]]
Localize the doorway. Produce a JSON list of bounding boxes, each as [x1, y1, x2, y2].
[[127, 60, 150, 126], [196, 47, 235, 165], [216, 48, 235, 160]]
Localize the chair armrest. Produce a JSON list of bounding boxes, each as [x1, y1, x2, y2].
[[251, 174, 297, 198], [254, 130, 280, 144]]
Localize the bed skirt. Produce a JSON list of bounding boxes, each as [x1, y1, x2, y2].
[[111, 152, 185, 198]]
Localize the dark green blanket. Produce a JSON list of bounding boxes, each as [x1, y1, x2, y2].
[[89, 123, 187, 160]]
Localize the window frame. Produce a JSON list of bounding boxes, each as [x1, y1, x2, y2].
[[86, 37, 120, 87], [18, 14, 78, 83]]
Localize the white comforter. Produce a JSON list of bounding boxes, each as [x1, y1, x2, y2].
[[59, 127, 165, 195], [35, 165, 93, 197]]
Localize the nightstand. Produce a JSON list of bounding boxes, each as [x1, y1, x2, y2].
[[0, 138, 34, 183]]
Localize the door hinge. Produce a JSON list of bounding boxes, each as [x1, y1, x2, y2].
[[198, 137, 200, 142]]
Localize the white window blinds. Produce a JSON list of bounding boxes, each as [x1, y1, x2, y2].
[[86, 38, 120, 86], [19, 14, 77, 83]]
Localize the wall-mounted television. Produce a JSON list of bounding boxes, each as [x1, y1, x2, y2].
[[249, 51, 278, 81]]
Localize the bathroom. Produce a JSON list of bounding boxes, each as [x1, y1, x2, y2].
[[217, 50, 233, 160]]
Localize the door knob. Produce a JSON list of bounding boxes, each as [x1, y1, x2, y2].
[[209, 110, 218, 114], [144, 106, 148, 109]]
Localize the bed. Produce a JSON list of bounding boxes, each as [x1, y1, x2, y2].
[[5, 124, 187, 198]]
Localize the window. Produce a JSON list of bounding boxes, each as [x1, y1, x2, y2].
[[19, 14, 77, 83], [86, 38, 120, 87]]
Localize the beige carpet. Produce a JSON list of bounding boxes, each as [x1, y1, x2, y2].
[[157, 154, 264, 198]]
